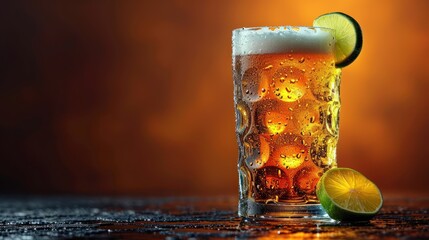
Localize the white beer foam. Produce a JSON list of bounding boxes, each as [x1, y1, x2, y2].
[[232, 26, 335, 56]]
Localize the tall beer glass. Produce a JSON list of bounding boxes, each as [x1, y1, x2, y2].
[[233, 26, 341, 219]]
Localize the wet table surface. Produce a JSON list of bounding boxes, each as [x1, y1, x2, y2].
[[0, 195, 428, 239]]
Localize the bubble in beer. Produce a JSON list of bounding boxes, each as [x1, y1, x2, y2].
[[293, 167, 320, 196], [241, 67, 268, 102], [255, 166, 290, 200], [272, 66, 306, 102]]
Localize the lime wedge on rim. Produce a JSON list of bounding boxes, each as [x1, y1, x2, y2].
[[316, 168, 383, 221], [313, 12, 363, 68]]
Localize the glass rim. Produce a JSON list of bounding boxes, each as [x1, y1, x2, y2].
[[232, 26, 334, 33]]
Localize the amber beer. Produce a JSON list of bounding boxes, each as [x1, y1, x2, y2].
[[233, 27, 341, 219]]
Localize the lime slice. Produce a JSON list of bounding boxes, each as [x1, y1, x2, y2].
[[313, 12, 363, 68], [316, 168, 383, 221]]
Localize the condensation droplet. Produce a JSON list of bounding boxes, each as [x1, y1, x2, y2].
[[264, 65, 273, 70]]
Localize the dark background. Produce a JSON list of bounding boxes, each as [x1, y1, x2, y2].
[[1, 0, 429, 196]]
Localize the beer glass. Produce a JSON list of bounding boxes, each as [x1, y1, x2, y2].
[[233, 26, 340, 219]]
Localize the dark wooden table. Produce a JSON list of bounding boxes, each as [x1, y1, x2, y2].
[[0, 195, 427, 239]]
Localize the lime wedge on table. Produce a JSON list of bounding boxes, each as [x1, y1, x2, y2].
[[316, 168, 383, 221], [313, 12, 363, 68]]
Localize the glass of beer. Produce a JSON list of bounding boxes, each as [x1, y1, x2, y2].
[[233, 26, 340, 219]]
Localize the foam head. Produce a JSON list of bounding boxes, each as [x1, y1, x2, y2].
[[232, 26, 335, 56]]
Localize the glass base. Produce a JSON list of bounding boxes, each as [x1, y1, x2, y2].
[[239, 198, 335, 222]]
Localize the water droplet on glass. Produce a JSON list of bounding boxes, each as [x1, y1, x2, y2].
[[264, 65, 273, 70]]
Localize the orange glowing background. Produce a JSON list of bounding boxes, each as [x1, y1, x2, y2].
[[1, 1, 429, 195]]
